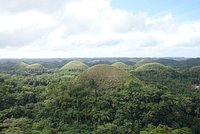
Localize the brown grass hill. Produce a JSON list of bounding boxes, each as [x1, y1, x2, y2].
[[77, 64, 139, 90], [60, 61, 88, 71], [111, 62, 128, 69]]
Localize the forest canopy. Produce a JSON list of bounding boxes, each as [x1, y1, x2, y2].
[[0, 58, 200, 134]]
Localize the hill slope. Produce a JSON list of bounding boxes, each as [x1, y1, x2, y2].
[[134, 59, 153, 67], [133, 62, 178, 82], [112, 62, 128, 69], [78, 64, 136, 90], [190, 66, 200, 73], [134, 62, 171, 72], [16, 62, 45, 71], [60, 61, 88, 71]]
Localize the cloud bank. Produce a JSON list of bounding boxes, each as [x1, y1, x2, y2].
[[0, 0, 199, 58]]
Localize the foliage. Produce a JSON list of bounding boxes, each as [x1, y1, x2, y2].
[[0, 58, 200, 133], [134, 59, 153, 67]]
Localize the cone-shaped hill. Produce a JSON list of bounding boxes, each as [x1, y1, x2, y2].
[[16, 62, 29, 69], [190, 66, 200, 73], [16, 62, 45, 71], [134, 63, 172, 72], [112, 62, 128, 69], [77, 64, 138, 90], [60, 61, 88, 71], [28, 63, 45, 70], [132, 62, 179, 82]]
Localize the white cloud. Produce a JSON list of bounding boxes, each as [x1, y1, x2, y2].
[[0, 0, 66, 13], [0, 0, 199, 58], [0, 11, 56, 33]]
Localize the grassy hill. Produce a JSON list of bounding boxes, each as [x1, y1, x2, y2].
[[60, 60, 88, 71], [28, 63, 45, 70], [134, 62, 172, 72], [134, 59, 153, 67], [111, 62, 128, 69], [190, 66, 200, 73], [16, 62, 45, 71], [132, 62, 190, 92], [78, 64, 136, 90], [133, 63, 177, 80], [16, 62, 29, 69]]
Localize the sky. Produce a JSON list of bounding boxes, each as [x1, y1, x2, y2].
[[0, 0, 200, 58]]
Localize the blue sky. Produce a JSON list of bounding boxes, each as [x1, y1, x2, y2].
[[111, 0, 200, 21], [0, 0, 199, 58]]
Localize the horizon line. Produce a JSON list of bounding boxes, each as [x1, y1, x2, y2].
[[0, 57, 198, 59]]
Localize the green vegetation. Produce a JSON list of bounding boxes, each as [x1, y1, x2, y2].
[[16, 62, 29, 69], [111, 62, 128, 69], [28, 63, 44, 70], [0, 58, 200, 133], [190, 66, 200, 73], [60, 60, 88, 71], [134, 62, 171, 72], [134, 59, 153, 67], [14, 62, 46, 75], [132, 62, 190, 93], [133, 62, 176, 82], [16, 62, 45, 70], [188, 66, 200, 84]]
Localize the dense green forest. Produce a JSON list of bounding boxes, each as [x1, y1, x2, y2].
[[0, 58, 200, 134]]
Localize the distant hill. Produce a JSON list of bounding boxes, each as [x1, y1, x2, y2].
[[78, 64, 137, 90], [155, 58, 178, 66], [134, 62, 172, 72], [178, 58, 200, 67], [132, 62, 178, 83], [16, 62, 45, 71], [87, 60, 112, 66], [112, 62, 128, 69], [134, 59, 153, 67], [28, 63, 45, 70], [0, 62, 16, 72], [156, 58, 200, 68], [1, 58, 199, 71], [60, 60, 88, 71], [15, 62, 47, 75], [190, 66, 200, 73], [132, 62, 190, 91], [16, 62, 29, 69]]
